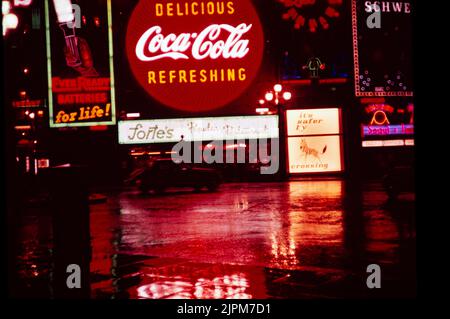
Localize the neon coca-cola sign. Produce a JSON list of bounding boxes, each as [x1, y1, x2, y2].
[[135, 23, 252, 61], [126, 1, 264, 112]]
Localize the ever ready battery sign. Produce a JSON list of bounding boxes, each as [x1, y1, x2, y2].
[[45, 0, 116, 127]]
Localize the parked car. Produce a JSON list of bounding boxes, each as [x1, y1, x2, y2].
[[383, 165, 415, 199], [129, 158, 222, 194]]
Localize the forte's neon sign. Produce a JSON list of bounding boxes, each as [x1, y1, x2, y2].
[[126, 0, 264, 112]]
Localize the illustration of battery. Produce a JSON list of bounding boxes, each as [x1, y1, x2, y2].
[[52, 0, 82, 67]]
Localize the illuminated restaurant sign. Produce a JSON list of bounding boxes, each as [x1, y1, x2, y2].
[[286, 108, 343, 174], [118, 115, 279, 144], [45, 0, 116, 127], [125, 0, 264, 112]]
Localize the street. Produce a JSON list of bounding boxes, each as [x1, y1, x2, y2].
[[14, 180, 416, 299]]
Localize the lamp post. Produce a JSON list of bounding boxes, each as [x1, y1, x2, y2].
[[258, 84, 292, 180]]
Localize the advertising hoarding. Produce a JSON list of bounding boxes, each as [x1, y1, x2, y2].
[[45, 0, 116, 127], [352, 0, 413, 97], [118, 115, 279, 144], [125, 0, 264, 112], [288, 136, 343, 173], [286, 108, 343, 174], [286, 108, 341, 136]]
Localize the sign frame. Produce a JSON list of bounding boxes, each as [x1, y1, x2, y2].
[[124, 0, 264, 113], [118, 115, 280, 145], [351, 0, 413, 97], [286, 108, 344, 175], [287, 135, 344, 174], [44, 0, 117, 128], [286, 108, 342, 136]]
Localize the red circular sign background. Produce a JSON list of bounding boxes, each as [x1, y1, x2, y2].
[[126, 0, 264, 112]]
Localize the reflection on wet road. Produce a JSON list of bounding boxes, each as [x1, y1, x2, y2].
[[15, 180, 416, 298]]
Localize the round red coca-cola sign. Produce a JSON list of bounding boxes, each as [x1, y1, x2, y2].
[[126, 0, 264, 112]]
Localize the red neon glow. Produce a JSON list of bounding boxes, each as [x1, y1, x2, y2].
[[52, 77, 110, 93], [89, 125, 108, 131], [365, 104, 394, 114], [51, 77, 111, 106], [360, 97, 385, 104], [12, 99, 43, 108], [126, 0, 264, 112], [278, 0, 342, 32], [370, 110, 390, 125], [15, 125, 31, 130]]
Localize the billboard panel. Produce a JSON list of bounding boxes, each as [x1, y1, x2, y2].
[[124, 0, 264, 112], [287, 108, 341, 136], [118, 115, 279, 144], [288, 136, 343, 174], [352, 0, 413, 97], [45, 0, 116, 127], [287, 107, 343, 174]]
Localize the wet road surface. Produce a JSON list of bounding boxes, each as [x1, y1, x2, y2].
[[13, 180, 416, 299]]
